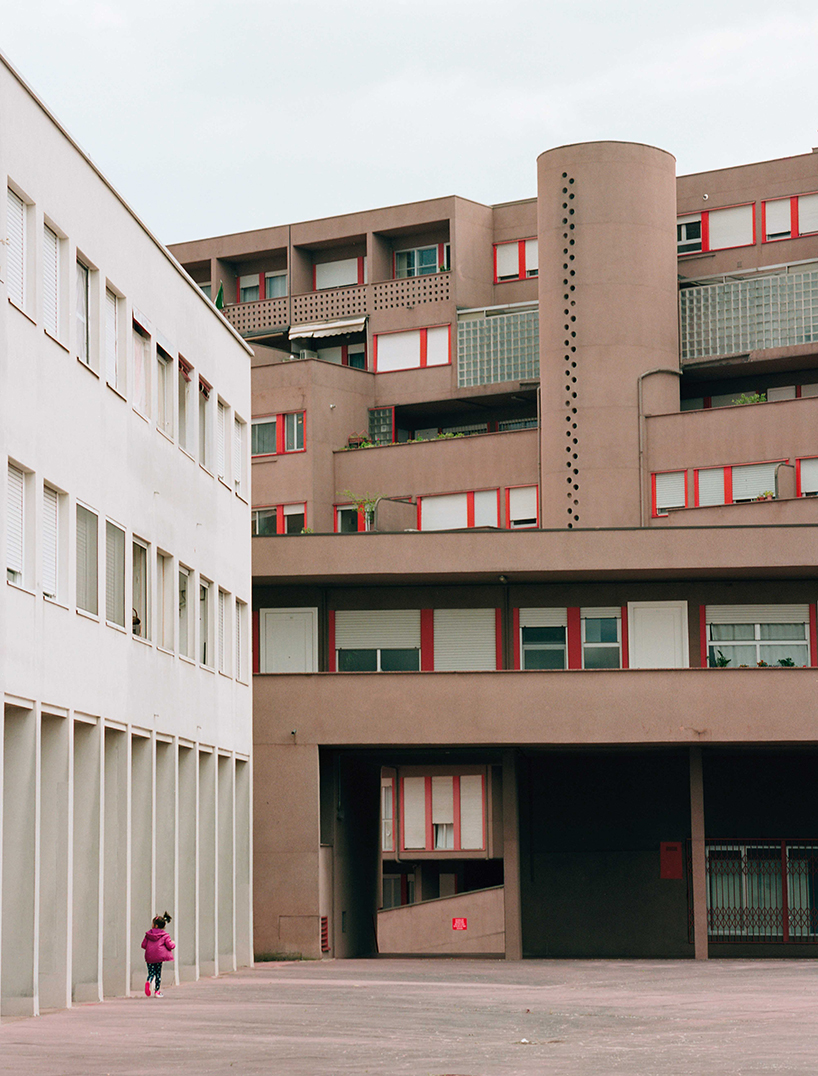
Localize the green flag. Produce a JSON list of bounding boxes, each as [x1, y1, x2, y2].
[[214, 281, 224, 310]]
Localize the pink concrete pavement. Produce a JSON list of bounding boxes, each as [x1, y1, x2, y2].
[[1, 958, 816, 1075]]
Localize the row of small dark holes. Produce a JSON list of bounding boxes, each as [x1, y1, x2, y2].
[[561, 173, 579, 527]]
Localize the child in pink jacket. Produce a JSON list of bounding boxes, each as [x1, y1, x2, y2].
[[142, 911, 175, 997]]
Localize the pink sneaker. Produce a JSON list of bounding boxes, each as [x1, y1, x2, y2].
[[154, 991, 164, 998], [144, 981, 151, 996]]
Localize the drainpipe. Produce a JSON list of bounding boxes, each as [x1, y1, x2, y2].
[[637, 368, 682, 527]]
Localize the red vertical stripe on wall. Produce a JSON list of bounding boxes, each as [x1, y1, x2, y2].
[[792, 196, 800, 238], [495, 608, 503, 670], [312, 265, 317, 292], [372, 335, 378, 373], [699, 606, 707, 668], [419, 328, 428, 368], [420, 609, 435, 671], [438, 242, 445, 271], [357, 256, 365, 286], [567, 607, 581, 669], [328, 610, 336, 672], [795, 459, 803, 497], [399, 777, 406, 853], [235, 278, 241, 304], [252, 610, 260, 674], [276, 414, 285, 455], [693, 469, 700, 507], [452, 775, 461, 850], [651, 473, 658, 517], [810, 606, 817, 667], [620, 605, 629, 669], [517, 240, 526, 280], [724, 467, 733, 504], [466, 492, 475, 529], [512, 608, 520, 669], [701, 211, 710, 252], [492, 245, 498, 284], [425, 776, 434, 850], [276, 505, 284, 535]]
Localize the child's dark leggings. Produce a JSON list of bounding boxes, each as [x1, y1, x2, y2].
[[146, 963, 162, 990]]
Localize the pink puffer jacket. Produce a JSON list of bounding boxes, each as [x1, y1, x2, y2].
[[142, 928, 176, 963]]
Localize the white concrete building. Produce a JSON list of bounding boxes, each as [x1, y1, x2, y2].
[[0, 53, 253, 1016]]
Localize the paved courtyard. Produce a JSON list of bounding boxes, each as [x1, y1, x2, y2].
[[0, 958, 815, 1075]]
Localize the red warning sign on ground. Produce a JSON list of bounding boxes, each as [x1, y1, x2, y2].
[[452, 917, 467, 930]]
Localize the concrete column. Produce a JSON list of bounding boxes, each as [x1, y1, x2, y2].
[[102, 727, 128, 997], [217, 754, 235, 973], [1, 704, 38, 1016], [155, 738, 176, 982], [234, 758, 252, 967], [130, 733, 153, 990], [502, 750, 523, 961], [38, 712, 71, 1011], [177, 744, 197, 980], [198, 748, 217, 976], [72, 718, 103, 1002], [689, 746, 708, 960]]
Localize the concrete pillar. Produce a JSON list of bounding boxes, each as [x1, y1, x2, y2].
[[502, 750, 523, 961], [1, 704, 38, 1016], [102, 727, 129, 997], [537, 141, 679, 529], [155, 738, 176, 982], [72, 719, 103, 1002], [689, 746, 709, 960], [129, 734, 153, 990], [177, 744, 197, 980], [38, 712, 71, 1011], [217, 754, 235, 973], [198, 748, 217, 976], [235, 758, 252, 967]]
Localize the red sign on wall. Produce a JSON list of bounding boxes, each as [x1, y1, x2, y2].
[[660, 841, 683, 880], [452, 917, 468, 931]]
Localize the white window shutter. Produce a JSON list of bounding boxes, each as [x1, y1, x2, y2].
[[217, 402, 226, 477], [519, 608, 567, 628], [508, 486, 538, 525], [473, 489, 498, 527], [42, 486, 58, 598], [764, 199, 791, 238], [800, 457, 818, 494], [798, 192, 818, 234], [376, 329, 422, 372], [431, 776, 454, 824], [707, 605, 808, 625], [315, 258, 358, 290], [105, 290, 118, 385], [6, 188, 25, 306], [708, 204, 754, 250], [459, 774, 484, 850], [76, 505, 98, 614], [236, 602, 243, 678], [106, 522, 125, 626], [655, 471, 686, 510], [402, 776, 426, 849], [426, 325, 449, 366], [335, 610, 420, 649], [433, 608, 496, 671], [495, 242, 519, 279], [7, 464, 24, 579], [233, 418, 243, 489], [732, 461, 778, 501], [218, 590, 226, 671], [697, 468, 725, 507], [43, 225, 59, 336], [420, 492, 468, 531], [524, 238, 538, 274]]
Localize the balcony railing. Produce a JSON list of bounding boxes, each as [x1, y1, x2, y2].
[[680, 268, 818, 361], [224, 295, 290, 335], [457, 307, 539, 387], [373, 271, 450, 311]]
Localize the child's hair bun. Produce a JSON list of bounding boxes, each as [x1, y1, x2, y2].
[[163, 911, 172, 923]]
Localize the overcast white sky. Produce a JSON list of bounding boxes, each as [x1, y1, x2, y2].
[[5, 0, 818, 244]]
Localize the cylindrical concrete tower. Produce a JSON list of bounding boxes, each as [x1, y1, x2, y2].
[[537, 142, 679, 529]]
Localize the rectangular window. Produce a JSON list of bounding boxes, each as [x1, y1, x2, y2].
[[105, 521, 126, 627], [731, 461, 778, 502], [418, 490, 500, 531], [76, 504, 99, 615], [218, 589, 230, 674], [677, 215, 702, 254], [105, 289, 121, 390], [706, 605, 810, 668], [335, 609, 420, 672], [374, 325, 450, 373], [252, 503, 306, 535], [334, 505, 366, 533], [157, 551, 173, 650], [763, 197, 793, 242], [315, 256, 366, 290], [239, 274, 260, 303], [157, 347, 173, 437], [178, 357, 192, 452], [433, 608, 497, 671], [6, 187, 26, 308], [653, 470, 687, 515], [6, 463, 24, 585], [265, 271, 287, 298], [507, 485, 538, 528], [401, 772, 485, 852], [519, 609, 568, 670], [43, 224, 60, 337], [233, 416, 245, 494], [284, 411, 304, 452], [199, 579, 211, 665], [76, 261, 90, 365], [178, 566, 193, 658], [199, 379, 211, 468], [581, 607, 621, 669], [251, 413, 305, 455], [236, 599, 247, 681], [132, 538, 149, 638], [395, 243, 450, 278], [798, 457, 818, 497], [493, 238, 537, 282], [696, 467, 726, 507], [677, 203, 754, 255], [381, 777, 395, 853], [217, 400, 227, 478], [133, 323, 150, 416], [42, 484, 59, 600], [251, 417, 276, 456]]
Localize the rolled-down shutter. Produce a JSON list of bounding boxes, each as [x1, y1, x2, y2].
[[335, 609, 420, 649], [420, 492, 468, 530], [434, 608, 497, 671], [655, 471, 686, 511], [731, 461, 778, 501], [697, 467, 725, 507], [402, 776, 426, 849], [459, 774, 485, 850], [474, 489, 498, 527], [6, 188, 24, 306], [43, 225, 59, 336], [798, 192, 818, 234], [706, 605, 809, 625], [519, 608, 567, 628], [7, 464, 24, 578], [105, 522, 125, 626], [376, 329, 421, 372], [765, 198, 791, 238], [42, 486, 58, 598], [524, 238, 538, 275], [708, 204, 753, 249], [495, 242, 519, 279], [508, 486, 538, 526], [800, 457, 818, 494]]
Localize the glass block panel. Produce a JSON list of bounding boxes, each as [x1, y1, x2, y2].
[[368, 407, 394, 445], [457, 309, 539, 387]]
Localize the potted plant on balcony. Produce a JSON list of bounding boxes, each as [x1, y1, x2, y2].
[[755, 490, 775, 501]]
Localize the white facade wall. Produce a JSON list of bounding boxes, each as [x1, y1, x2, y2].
[[0, 55, 253, 1016]]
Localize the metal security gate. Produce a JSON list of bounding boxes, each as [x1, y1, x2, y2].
[[688, 840, 818, 943]]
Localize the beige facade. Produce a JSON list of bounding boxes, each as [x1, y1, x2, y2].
[[171, 141, 818, 962]]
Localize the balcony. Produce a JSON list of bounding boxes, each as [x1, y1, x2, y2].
[[373, 272, 450, 311], [224, 295, 290, 336], [458, 306, 539, 388], [679, 267, 818, 362]]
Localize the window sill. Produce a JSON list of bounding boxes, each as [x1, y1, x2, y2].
[[179, 446, 195, 463], [132, 634, 152, 646], [77, 356, 100, 378], [200, 664, 215, 674], [6, 580, 35, 597], [218, 476, 232, 491], [235, 491, 248, 505], [251, 453, 279, 461], [76, 607, 100, 623], [158, 427, 175, 445], [8, 297, 36, 325], [179, 654, 196, 666], [44, 328, 69, 352], [218, 669, 234, 679], [44, 596, 69, 611], [157, 645, 175, 657], [106, 620, 128, 634], [133, 407, 151, 424], [200, 463, 214, 478], [106, 381, 127, 402]]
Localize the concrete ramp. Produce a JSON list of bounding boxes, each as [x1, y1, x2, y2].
[[377, 885, 504, 956]]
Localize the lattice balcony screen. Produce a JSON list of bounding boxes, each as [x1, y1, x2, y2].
[[680, 268, 818, 360], [457, 309, 539, 387]]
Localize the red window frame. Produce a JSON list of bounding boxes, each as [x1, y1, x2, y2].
[[398, 773, 486, 853], [795, 456, 818, 497], [677, 202, 756, 257], [250, 410, 306, 457], [392, 242, 450, 279], [372, 324, 451, 373], [312, 255, 366, 292], [512, 607, 628, 669], [253, 502, 307, 535], [504, 484, 540, 528], [651, 470, 689, 518], [493, 237, 537, 283], [693, 458, 786, 507], [333, 503, 369, 533], [762, 191, 818, 243]]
